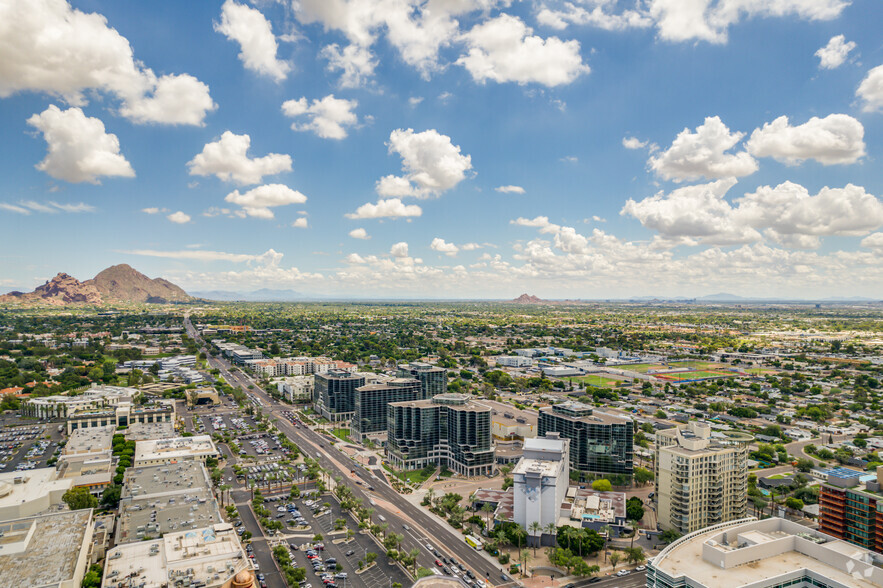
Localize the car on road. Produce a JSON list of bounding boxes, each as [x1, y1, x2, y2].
[[435, 560, 442, 566], [635, 565, 646, 571], [586, 578, 601, 584], [616, 570, 631, 576], [563, 584, 575, 588], [500, 574, 510, 582]]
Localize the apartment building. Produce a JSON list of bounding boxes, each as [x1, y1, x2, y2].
[[537, 401, 633, 477], [352, 378, 422, 443], [386, 393, 495, 476], [312, 370, 367, 422], [396, 362, 448, 399], [655, 422, 751, 534], [819, 466, 883, 553]]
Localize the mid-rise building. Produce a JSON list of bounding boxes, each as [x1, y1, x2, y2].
[[353, 378, 422, 443], [655, 422, 751, 534], [819, 466, 883, 553], [21, 384, 139, 419], [396, 362, 448, 399], [512, 433, 570, 545], [647, 517, 883, 588], [537, 402, 633, 477], [495, 356, 533, 368], [387, 393, 495, 476], [313, 370, 366, 422]]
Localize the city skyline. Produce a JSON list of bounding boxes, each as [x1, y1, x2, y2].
[[2, 0, 883, 299]]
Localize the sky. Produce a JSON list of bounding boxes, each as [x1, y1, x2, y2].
[[1, 0, 883, 300]]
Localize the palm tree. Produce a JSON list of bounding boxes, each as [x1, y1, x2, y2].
[[630, 518, 641, 549], [482, 502, 495, 530], [544, 522, 557, 544], [520, 549, 531, 578], [529, 521, 542, 554], [599, 525, 610, 563], [559, 526, 575, 552], [513, 525, 527, 551]]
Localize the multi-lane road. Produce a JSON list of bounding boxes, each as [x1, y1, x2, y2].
[[185, 317, 508, 586]]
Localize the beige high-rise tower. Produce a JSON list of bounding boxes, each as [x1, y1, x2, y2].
[[655, 422, 752, 534]]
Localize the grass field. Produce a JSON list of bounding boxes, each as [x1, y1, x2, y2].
[[331, 428, 351, 442], [618, 363, 665, 373], [668, 360, 727, 370], [656, 370, 731, 381], [744, 368, 778, 375], [383, 463, 436, 485], [570, 375, 622, 387]]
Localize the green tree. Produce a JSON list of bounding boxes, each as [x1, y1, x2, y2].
[[633, 467, 654, 485], [81, 563, 103, 588], [609, 551, 621, 570], [366, 552, 377, 565], [624, 547, 645, 566], [592, 479, 612, 492], [100, 484, 122, 509], [62, 486, 98, 510]]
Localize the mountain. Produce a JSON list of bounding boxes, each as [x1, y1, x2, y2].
[[0, 265, 192, 305], [510, 293, 544, 304], [190, 288, 311, 302]]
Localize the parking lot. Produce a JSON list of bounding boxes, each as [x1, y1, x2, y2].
[[281, 494, 412, 588], [0, 424, 63, 473]]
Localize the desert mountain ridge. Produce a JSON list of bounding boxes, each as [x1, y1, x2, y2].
[[0, 264, 192, 305]]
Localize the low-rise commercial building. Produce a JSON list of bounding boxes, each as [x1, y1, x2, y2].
[[133, 435, 217, 467], [512, 433, 570, 546], [647, 517, 883, 588], [103, 523, 254, 588], [491, 403, 537, 440], [21, 384, 139, 419], [537, 402, 633, 477], [65, 402, 174, 434], [0, 509, 94, 588], [0, 467, 72, 520], [495, 356, 533, 368], [655, 422, 752, 534], [61, 425, 115, 459], [386, 393, 495, 476]]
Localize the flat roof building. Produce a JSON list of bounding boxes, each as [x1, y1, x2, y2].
[[513, 433, 570, 546], [819, 465, 883, 553], [313, 370, 367, 423], [21, 384, 139, 419], [655, 422, 752, 534], [0, 467, 72, 521], [133, 435, 217, 467], [103, 523, 254, 588], [125, 420, 177, 441], [387, 393, 495, 477], [61, 425, 115, 459], [116, 461, 223, 543], [0, 509, 94, 588], [396, 362, 448, 399], [537, 402, 633, 477], [353, 378, 422, 443], [647, 517, 883, 588]]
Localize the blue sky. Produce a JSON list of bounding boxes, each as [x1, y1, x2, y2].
[[1, 0, 882, 298]]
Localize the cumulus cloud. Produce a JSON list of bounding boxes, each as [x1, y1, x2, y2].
[[649, 116, 757, 182], [537, 2, 652, 31], [26, 105, 135, 184], [167, 211, 191, 224], [215, 0, 290, 81], [0, 200, 95, 214], [292, 217, 309, 228], [282, 95, 359, 140], [376, 129, 472, 199], [224, 184, 308, 219], [0, 0, 216, 125], [746, 114, 865, 165], [142, 207, 169, 215], [349, 228, 370, 239], [457, 14, 589, 87], [622, 136, 649, 150], [431, 238, 460, 256], [815, 34, 856, 69], [622, 179, 883, 249], [857, 65, 883, 113], [345, 198, 422, 219], [187, 132, 291, 186], [321, 43, 377, 89], [390, 242, 410, 258], [495, 185, 525, 194], [861, 233, 883, 251]]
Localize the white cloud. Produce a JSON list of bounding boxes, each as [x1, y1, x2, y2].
[[457, 14, 589, 87], [167, 211, 191, 224], [390, 242, 410, 258], [346, 198, 422, 219], [431, 238, 460, 256], [215, 0, 290, 81], [537, 2, 653, 31], [495, 185, 525, 194], [408, 97, 424, 107], [122, 248, 271, 263], [0, 200, 95, 215], [320, 43, 377, 88], [187, 131, 292, 186], [281, 95, 359, 140], [815, 34, 856, 69], [461, 243, 482, 251], [622, 179, 883, 249], [26, 105, 134, 184], [0, 0, 216, 125], [560, 155, 578, 163], [861, 233, 883, 251], [746, 114, 865, 165], [349, 228, 370, 239], [292, 217, 309, 228], [649, 116, 757, 182], [857, 65, 883, 113], [512, 216, 559, 232], [622, 136, 648, 150], [224, 184, 308, 219], [649, 0, 849, 44], [376, 129, 473, 198], [142, 207, 169, 215]]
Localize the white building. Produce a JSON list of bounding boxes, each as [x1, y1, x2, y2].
[[133, 435, 217, 467], [21, 384, 139, 419], [512, 433, 570, 546], [496, 356, 533, 368]]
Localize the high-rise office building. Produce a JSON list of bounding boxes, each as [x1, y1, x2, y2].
[[352, 378, 421, 443], [313, 370, 366, 422], [819, 466, 883, 553], [655, 422, 751, 534], [396, 362, 448, 399], [387, 393, 495, 477], [537, 402, 633, 477]]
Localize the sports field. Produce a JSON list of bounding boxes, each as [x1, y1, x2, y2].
[[618, 363, 665, 373], [655, 370, 731, 381], [571, 375, 623, 387]]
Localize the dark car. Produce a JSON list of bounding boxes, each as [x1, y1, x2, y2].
[[501, 574, 510, 582], [563, 584, 576, 588], [587, 578, 602, 584]]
